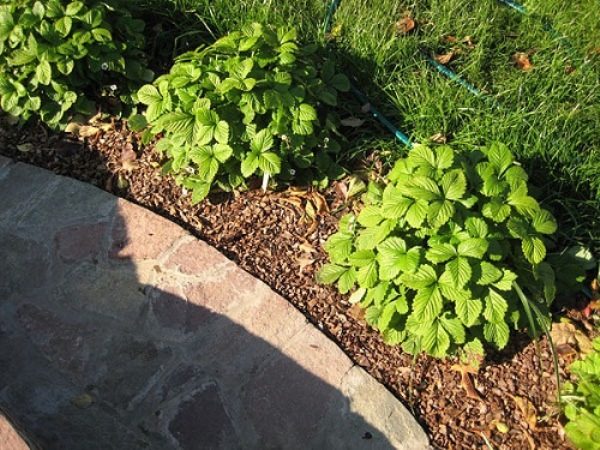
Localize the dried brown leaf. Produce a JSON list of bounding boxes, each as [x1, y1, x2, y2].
[[299, 242, 316, 254], [550, 321, 593, 355], [451, 364, 482, 400], [429, 133, 447, 144], [334, 181, 348, 201], [395, 16, 415, 34], [296, 255, 315, 273], [461, 35, 475, 48], [512, 52, 534, 71], [305, 200, 317, 220], [348, 303, 365, 321], [78, 126, 101, 138], [434, 52, 454, 65], [310, 191, 329, 214], [511, 395, 538, 430]]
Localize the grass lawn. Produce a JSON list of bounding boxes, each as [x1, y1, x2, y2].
[[135, 0, 600, 253]]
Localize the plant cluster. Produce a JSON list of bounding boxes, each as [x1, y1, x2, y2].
[[0, 0, 152, 128], [136, 22, 350, 203], [562, 336, 600, 449], [318, 143, 559, 358]]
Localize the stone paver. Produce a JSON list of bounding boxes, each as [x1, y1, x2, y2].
[[0, 159, 430, 449]]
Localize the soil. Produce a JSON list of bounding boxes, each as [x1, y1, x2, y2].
[[1, 116, 596, 450]]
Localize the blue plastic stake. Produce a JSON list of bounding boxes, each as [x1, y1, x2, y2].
[[350, 84, 413, 148], [497, 0, 528, 14], [323, 0, 341, 34], [423, 54, 485, 98]]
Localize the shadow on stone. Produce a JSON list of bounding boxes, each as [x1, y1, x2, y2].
[[0, 159, 427, 449]]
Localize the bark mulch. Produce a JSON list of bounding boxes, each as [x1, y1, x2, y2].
[[1, 117, 595, 450]]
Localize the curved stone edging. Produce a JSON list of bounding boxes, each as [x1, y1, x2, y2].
[[0, 157, 430, 449]]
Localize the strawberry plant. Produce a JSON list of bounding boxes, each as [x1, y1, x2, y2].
[[0, 0, 152, 128], [318, 143, 559, 359], [136, 23, 349, 203], [562, 336, 600, 449]]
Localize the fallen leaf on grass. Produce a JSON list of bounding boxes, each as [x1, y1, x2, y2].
[[550, 321, 593, 355], [395, 16, 415, 34], [461, 35, 475, 49], [512, 52, 534, 71], [429, 133, 447, 144], [511, 395, 538, 430], [434, 52, 454, 65]]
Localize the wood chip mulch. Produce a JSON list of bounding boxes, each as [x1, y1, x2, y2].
[[1, 117, 594, 450]]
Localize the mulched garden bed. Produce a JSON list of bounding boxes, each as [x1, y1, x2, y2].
[[1, 116, 596, 450]]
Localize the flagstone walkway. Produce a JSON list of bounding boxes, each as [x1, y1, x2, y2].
[[0, 156, 429, 450]]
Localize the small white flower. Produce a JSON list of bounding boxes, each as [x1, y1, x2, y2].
[[289, 169, 296, 175], [101, 62, 109, 70], [110, 84, 117, 91]]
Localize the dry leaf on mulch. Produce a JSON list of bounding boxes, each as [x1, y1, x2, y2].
[[551, 321, 593, 355]]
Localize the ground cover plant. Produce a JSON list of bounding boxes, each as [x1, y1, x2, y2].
[[562, 336, 600, 449], [0, 0, 152, 128], [318, 142, 561, 359], [133, 0, 600, 254], [136, 22, 349, 202]]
